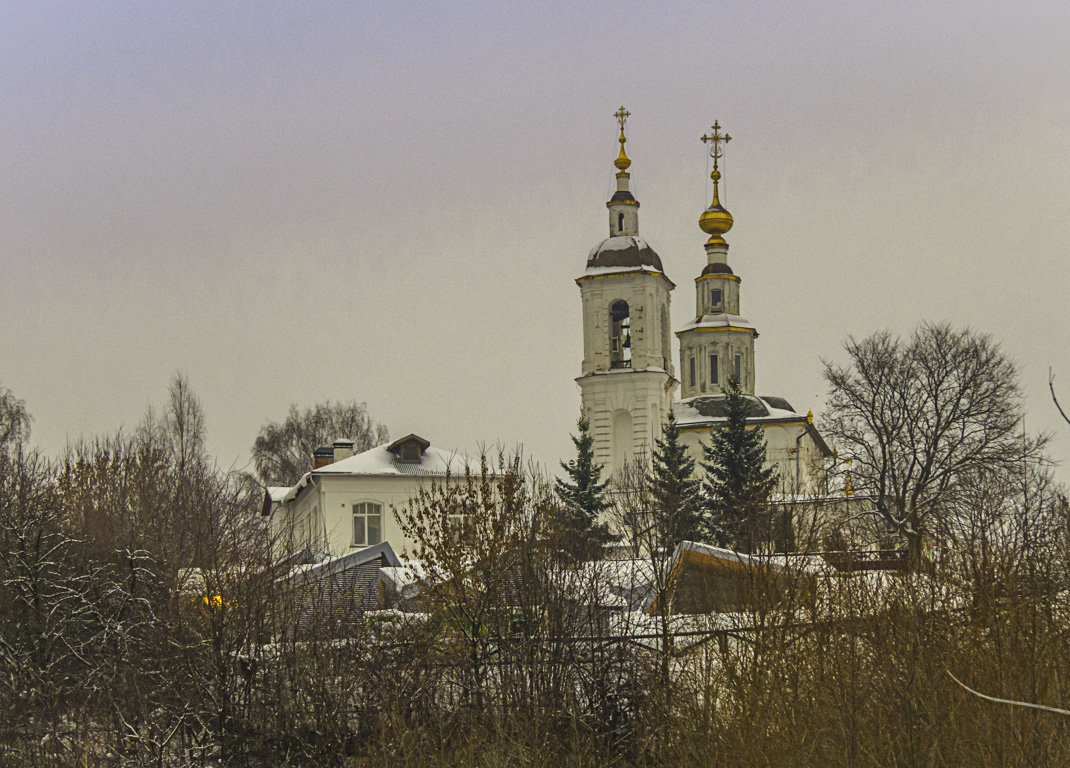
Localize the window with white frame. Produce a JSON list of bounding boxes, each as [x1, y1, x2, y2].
[[352, 502, 382, 546]]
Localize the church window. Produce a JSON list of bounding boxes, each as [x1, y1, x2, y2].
[[611, 409, 633, 471], [711, 288, 723, 311], [352, 502, 382, 547], [734, 354, 742, 380], [709, 353, 719, 384], [609, 300, 631, 368], [689, 356, 696, 387], [618, 212, 624, 232]]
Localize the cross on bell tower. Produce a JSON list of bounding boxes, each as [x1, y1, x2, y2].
[[575, 107, 676, 477]]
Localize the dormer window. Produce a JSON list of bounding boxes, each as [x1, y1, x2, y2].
[[386, 434, 431, 463]]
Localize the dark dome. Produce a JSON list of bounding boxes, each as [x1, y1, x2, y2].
[[700, 262, 734, 276], [586, 235, 663, 271], [687, 395, 769, 419]]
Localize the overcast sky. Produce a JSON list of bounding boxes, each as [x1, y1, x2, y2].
[[3, 0, 1069, 481]]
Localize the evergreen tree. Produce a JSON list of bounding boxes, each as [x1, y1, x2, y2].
[[649, 410, 703, 549], [555, 416, 613, 560], [701, 375, 778, 552]]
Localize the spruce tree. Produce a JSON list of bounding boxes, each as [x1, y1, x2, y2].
[[555, 416, 613, 560], [649, 410, 703, 550], [701, 375, 778, 552]]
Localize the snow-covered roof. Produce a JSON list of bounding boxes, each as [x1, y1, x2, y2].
[[265, 442, 481, 510], [583, 235, 666, 275], [266, 486, 290, 503], [674, 394, 802, 425], [314, 443, 477, 477], [676, 312, 757, 334], [669, 540, 824, 577], [284, 541, 402, 586], [673, 396, 832, 455]]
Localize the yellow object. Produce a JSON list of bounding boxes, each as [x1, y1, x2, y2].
[[699, 121, 734, 244], [695, 273, 741, 283], [613, 105, 631, 176]]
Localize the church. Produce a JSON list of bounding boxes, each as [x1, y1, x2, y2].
[[267, 110, 834, 561], [576, 109, 831, 492]]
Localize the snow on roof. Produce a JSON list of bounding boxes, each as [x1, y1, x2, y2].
[[677, 312, 757, 333], [380, 561, 429, 600], [580, 264, 662, 277], [674, 395, 803, 426], [266, 486, 290, 503], [587, 234, 652, 258], [670, 540, 824, 576], [284, 541, 402, 586], [314, 443, 479, 477]]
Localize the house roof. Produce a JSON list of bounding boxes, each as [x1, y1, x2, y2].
[[643, 540, 823, 615], [264, 439, 480, 512], [673, 395, 833, 456], [284, 541, 402, 587], [314, 443, 475, 477]]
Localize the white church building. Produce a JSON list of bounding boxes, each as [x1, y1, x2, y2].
[[577, 110, 831, 491], [267, 110, 833, 561]]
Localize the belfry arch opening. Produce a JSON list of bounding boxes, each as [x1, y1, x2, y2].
[[609, 300, 631, 368], [617, 212, 624, 233]]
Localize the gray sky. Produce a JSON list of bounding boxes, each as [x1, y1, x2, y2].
[[3, 0, 1069, 480]]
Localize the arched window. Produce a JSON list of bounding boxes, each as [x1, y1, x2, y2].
[[352, 502, 382, 546], [618, 212, 624, 232], [609, 300, 631, 368]]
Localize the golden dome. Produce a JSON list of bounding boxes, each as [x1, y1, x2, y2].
[[698, 170, 733, 244]]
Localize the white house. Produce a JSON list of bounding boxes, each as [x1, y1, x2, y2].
[[264, 434, 474, 559]]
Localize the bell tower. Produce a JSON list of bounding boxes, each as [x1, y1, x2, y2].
[[677, 121, 758, 398], [576, 107, 676, 476]]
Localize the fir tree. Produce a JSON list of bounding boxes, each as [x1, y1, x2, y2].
[[649, 410, 703, 550], [555, 416, 613, 560], [701, 375, 778, 552]]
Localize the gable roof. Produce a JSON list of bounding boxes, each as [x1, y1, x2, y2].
[[314, 443, 475, 477]]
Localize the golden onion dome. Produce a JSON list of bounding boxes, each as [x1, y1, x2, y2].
[[698, 169, 733, 243]]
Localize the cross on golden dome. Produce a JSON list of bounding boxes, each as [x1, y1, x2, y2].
[[613, 106, 632, 176], [698, 120, 734, 245]]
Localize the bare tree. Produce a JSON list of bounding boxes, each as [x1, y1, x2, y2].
[[823, 322, 1047, 569], [0, 386, 31, 451], [252, 401, 389, 486]]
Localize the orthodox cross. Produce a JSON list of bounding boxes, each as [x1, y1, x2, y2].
[[701, 121, 731, 174], [614, 105, 631, 133]]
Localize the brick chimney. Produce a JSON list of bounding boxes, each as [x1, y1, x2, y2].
[[313, 445, 334, 469]]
